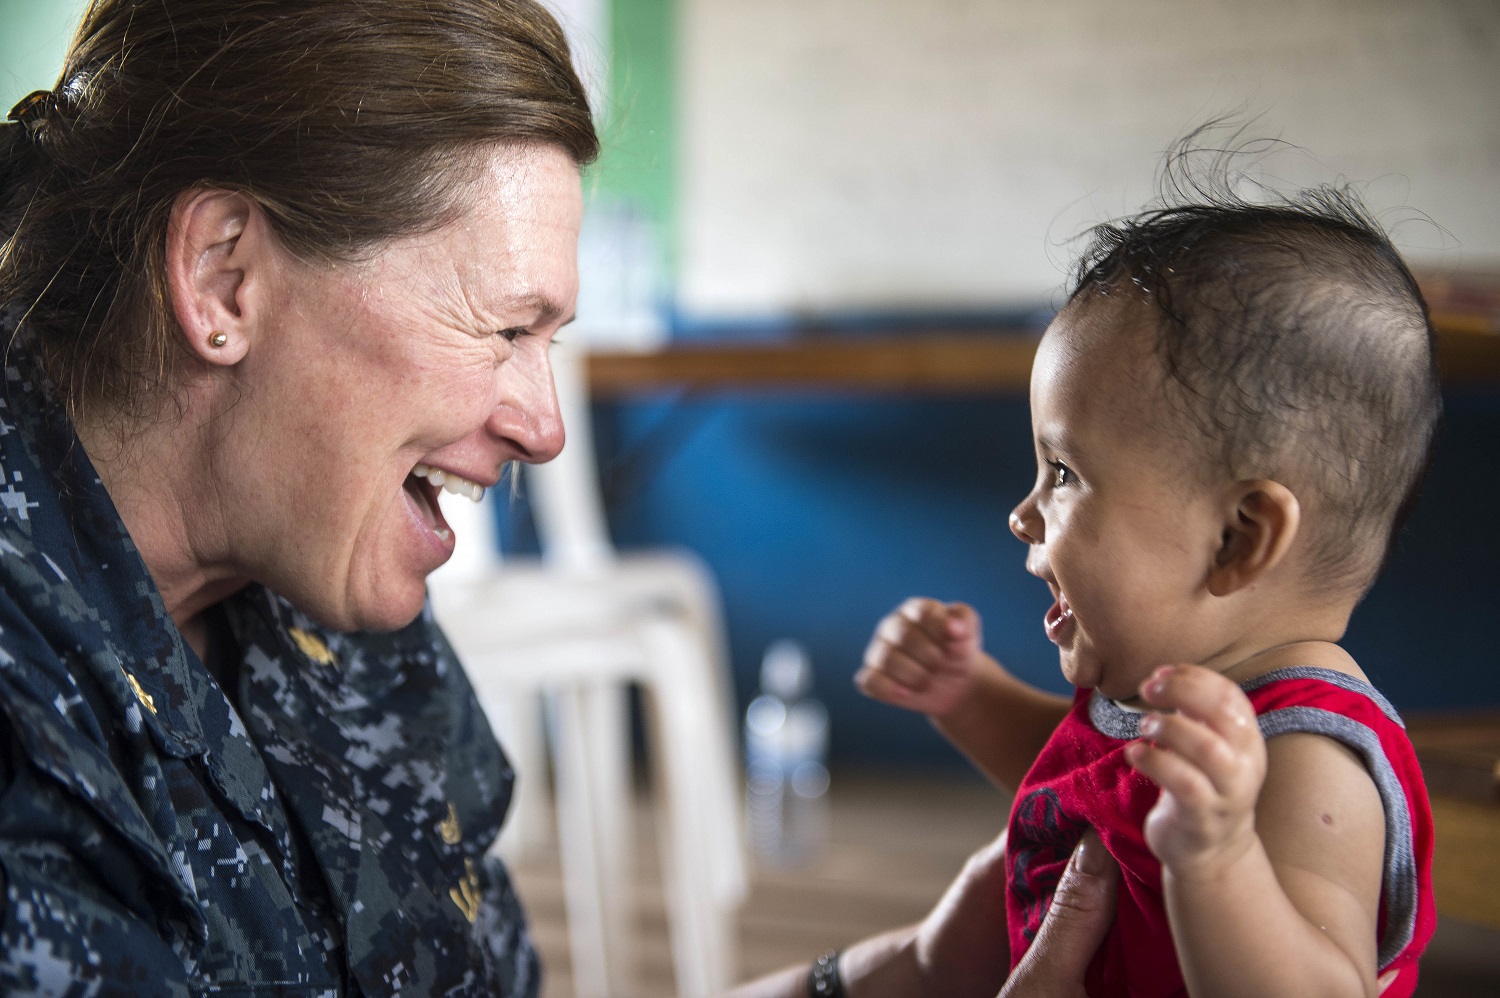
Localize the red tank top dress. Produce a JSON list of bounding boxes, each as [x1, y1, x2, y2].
[[1004, 667, 1435, 998]]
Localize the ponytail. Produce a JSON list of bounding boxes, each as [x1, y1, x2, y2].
[[0, 92, 50, 242]]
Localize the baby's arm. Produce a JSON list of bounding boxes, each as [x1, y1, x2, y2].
[[856, 597, 1070, 791], [1127, 665, 1386, 998]]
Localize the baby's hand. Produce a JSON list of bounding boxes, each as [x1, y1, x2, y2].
[[855, 597, 985, 719], [1125, 665, 1267, 874]]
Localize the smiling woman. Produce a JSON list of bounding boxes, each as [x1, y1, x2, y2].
[[0, 1, 592, 994], [139, 147, 582, 638]]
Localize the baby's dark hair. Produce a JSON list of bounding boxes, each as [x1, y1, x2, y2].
[[1067, 144, 1441, 596]]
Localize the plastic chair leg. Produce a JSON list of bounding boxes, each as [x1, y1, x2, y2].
[[482, 683, 552, 860], [640, 620, 738, 996], [550, 684, 613, 998], [585, 681, 636, 994], [616, 559, 747, 910]]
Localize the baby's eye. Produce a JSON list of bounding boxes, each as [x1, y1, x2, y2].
[[1048, 461, 1076, 488]]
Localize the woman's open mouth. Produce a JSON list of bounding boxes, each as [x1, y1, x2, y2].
[[403, 463, 487, 544], [1044, 593, 1074, 645]]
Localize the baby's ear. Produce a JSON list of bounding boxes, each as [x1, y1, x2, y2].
[[1208, 480, 1300, 597]]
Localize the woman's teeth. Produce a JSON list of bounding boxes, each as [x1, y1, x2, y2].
[[412, 463, 485, 503]]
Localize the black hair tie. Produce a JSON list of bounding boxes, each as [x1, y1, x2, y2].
[[7, 90, 57, 130]]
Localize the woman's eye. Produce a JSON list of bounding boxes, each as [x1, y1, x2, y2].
[[1048, 461, 1075, 488]]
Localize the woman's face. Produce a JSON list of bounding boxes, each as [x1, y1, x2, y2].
[[227, 144, 581, 633]]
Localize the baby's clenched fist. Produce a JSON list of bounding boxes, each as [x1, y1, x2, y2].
[[856, 597, 986, 719]]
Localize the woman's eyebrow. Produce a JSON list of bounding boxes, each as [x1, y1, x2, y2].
[[494, 292, 571, 326]]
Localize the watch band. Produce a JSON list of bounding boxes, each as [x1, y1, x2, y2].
[[807, 949, 846, 997]]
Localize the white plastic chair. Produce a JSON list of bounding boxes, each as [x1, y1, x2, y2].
[[429, 340, 746, 998]]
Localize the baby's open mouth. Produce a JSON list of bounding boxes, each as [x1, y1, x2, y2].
[[1044, 593, 1074, 644], [403, 464, 486, 543]]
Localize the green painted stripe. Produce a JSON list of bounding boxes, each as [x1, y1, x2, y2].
[[593, 0, 676, 275]]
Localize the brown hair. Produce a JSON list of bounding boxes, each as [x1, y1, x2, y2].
[[0, 0, 598, 424]]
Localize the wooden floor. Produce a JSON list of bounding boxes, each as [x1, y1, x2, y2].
[[508, 771, 1500, 998]]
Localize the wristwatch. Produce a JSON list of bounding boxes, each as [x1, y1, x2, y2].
[[807, 950, 845, 997]]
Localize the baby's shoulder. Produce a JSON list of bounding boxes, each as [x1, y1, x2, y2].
[[1228, 640, 1402, 726], [1246, 654, 1425, 879], [1237, 644, 1432, 972], [1241, 665, 1405, 740]]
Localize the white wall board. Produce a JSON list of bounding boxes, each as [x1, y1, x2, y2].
[[679, 0, 1500, 319]]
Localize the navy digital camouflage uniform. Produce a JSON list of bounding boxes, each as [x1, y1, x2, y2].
[[0, 341, 540, 995]]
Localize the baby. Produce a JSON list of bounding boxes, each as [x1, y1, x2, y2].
[[858, 181, 1439, 997]]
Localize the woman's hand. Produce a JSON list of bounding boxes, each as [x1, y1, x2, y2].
[[906, 828, 1013, 995], [720, 827, 1118, 998], [999, 829, 1119, 998]]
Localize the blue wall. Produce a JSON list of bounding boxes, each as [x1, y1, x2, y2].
[[1343, 390, 1500, 709], [504, 386, 1500, 770]]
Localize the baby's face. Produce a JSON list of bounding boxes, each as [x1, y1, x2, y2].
[[1009, 299, 1230, 701]]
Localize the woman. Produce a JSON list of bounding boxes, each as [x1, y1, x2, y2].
[[0, 2, 587, 994], [0, 1, 1115, 994]]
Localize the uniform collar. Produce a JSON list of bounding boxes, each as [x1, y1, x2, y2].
[[0, 361, 217, 756]]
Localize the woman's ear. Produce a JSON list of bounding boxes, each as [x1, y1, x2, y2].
[[1208, 480, 1301, 597], [164, 189, 262, 367]]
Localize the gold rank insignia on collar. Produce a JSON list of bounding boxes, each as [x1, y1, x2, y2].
[[288, 627, 338, 667], [439, 802, 463, 845], [125, 672, 157, 714], [450, 858, 481, 923]]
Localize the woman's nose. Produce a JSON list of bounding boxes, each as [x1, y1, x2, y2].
[[489, 351, 565, 464], [517, 395, 565, 464]]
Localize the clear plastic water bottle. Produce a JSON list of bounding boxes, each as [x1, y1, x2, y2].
[[744, 640, 830, 865]]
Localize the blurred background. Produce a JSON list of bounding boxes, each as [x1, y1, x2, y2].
[[539, 0, 1500, 766], [9, 0, 1495, 760], [5, 1, 1499, 994]]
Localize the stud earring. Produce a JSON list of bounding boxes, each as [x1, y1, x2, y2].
[[209, 332, 228, 348]]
